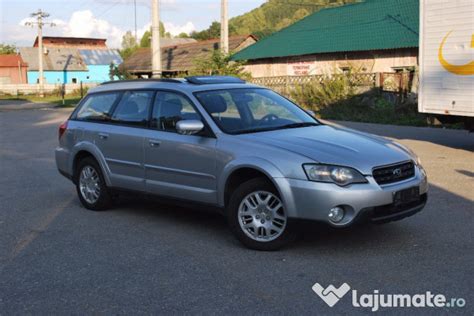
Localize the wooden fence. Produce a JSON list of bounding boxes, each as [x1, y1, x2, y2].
[[249, 72, 414, 101]]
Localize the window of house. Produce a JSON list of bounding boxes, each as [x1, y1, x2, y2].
[[76, 92, 121, 121], [111, 91, 153, 126]]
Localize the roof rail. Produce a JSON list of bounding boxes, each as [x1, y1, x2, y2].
[[185, 76, 246, 85], [100, 78, 183, 85]]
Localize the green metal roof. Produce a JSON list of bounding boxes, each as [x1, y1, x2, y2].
[[232, 0, 419, 61]]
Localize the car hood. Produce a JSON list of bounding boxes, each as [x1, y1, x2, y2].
[[236, 125, 413, 175]]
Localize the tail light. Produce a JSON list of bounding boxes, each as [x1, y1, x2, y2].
[[58, 121, 68, 140]]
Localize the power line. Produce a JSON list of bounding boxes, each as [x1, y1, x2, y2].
[[24, 9, 55, 98], [95, 1, 121, 19]]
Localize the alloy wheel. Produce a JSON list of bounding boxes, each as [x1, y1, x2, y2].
[[79, 165, 101, 204], [237, 191, 287, 242]]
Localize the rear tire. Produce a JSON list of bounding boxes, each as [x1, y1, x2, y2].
[[227, 178, 294, 251], [75, 157, 112, 211]]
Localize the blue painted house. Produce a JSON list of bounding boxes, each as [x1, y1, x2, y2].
[[79, 49, 122, 83], [19, 47, 122, 84]]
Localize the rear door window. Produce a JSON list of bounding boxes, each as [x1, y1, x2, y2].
[[111, 91, 154, 126], [151, 91, 200, 132], [76, 92, 121, 121]]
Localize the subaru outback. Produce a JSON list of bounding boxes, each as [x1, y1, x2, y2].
[[56, 76, 428, 250]]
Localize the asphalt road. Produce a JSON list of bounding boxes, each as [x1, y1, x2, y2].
[[0, 107, 473, 314]]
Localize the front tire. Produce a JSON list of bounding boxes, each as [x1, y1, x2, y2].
[[227, 178, 294, 251], [75, 157, 112, 211]]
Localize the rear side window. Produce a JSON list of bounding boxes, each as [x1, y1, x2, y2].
[[111, 91, 153, 126], [76, 92, 121, 121]]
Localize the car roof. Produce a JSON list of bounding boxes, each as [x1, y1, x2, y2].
[[88, 77, 263, 95]]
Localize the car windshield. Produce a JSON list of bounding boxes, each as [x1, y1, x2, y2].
[[194, 88, 318, 134]]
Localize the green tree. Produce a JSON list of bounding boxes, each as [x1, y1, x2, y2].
[[140, 30, 151, 48], [190, 21, 221, 40], [177, 32, 189, 38], [109, 62, 132, 80], [0, 43, 16, 54], [194, 0, 356, 39], [159, 21, 166, 37], [119, 30, 138, 59], [191, 49, 250, 79], [139, 22, 166, 48]]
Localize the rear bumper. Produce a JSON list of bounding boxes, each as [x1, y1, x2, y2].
[[274, 165, 428, 226], [55, 147, 73, 180]]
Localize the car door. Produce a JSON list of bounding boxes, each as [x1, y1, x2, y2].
[[143, 90, 218, 204], [95, 90, 154, 191]]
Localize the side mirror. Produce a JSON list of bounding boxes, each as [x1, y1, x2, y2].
[[176, 120, 204, 135]]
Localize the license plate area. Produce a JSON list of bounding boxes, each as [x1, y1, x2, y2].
[[393, 186, 420, 205]]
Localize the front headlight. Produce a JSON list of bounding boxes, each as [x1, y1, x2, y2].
[[303, 164, 368, 186]]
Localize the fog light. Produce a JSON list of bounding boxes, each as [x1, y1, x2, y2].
[[328, 207, 345, 223]]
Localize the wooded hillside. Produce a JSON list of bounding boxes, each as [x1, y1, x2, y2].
[[191, 0, 358, 40]]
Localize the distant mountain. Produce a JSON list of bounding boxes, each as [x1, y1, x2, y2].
[[191, 0, 359, 40]]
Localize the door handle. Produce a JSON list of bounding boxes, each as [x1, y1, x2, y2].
[[148, 139, 161, 147], [98, 133, 109, 140]]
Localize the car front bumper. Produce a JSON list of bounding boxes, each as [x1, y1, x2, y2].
[[274, 166, 428, 227]]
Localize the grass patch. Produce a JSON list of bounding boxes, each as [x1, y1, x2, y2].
[[0, 94, 82, 107]]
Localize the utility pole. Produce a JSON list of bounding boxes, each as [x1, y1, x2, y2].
[[151, 0, 162, 78], [134, 0, 138, 45], [25, 9, 55, 97], [220, 0, 229, 54]]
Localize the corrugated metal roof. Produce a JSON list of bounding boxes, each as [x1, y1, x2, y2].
[[233, 0, 419, 61], [19, 47, 88, 71], [79, 49, 122, 65], [160, 38, 197, 47], [122, 35, 256, 73]]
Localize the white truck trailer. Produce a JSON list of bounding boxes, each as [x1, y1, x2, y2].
[[419, 0, 474, 130]]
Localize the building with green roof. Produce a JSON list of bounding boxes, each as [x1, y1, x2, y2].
[[233, 0, 419, 78]]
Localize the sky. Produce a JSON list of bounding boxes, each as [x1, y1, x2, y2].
[[0, 0, 266, 48]]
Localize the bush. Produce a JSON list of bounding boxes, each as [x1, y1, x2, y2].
[[70, 86, 89, 97], [290, 74, 355, 111], [288, 72, 428, 127], [318, 94, 427, 126]]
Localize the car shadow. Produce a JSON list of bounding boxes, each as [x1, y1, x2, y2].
[[104, 182, 465, 253]]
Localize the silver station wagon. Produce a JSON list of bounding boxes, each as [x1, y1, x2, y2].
[[56, 76, 428, 250]]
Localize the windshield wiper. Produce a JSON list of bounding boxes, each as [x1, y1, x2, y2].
[[273, 122, 319, 130], [235, 126, 280, 134], [234, 122, 319, 134]]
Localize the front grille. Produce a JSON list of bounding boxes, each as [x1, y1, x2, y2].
[[373, 161, 415, 185]]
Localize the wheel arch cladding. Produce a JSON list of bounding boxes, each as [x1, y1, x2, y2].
[[70, 143, 111, 186], [219, 157, 287, 208]]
